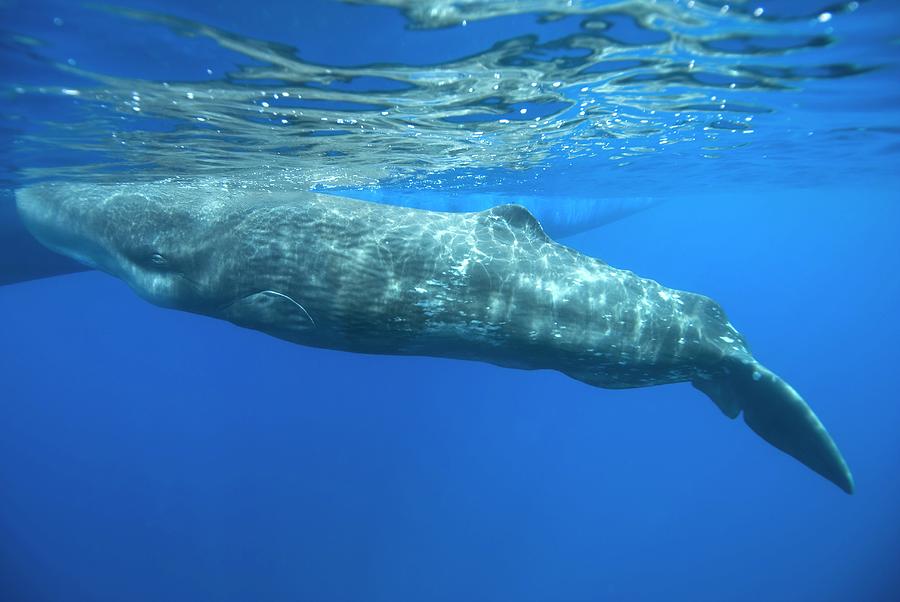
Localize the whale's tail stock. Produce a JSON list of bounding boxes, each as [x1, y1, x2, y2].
[[693, 357, 854, 494]]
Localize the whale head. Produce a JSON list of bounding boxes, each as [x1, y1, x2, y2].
[[16, 184, 222, 311]]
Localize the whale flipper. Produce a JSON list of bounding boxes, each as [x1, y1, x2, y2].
[[221, 290, 317, 338], [694, 359, 854, 494]]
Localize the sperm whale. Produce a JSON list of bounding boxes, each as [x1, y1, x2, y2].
[[15, 181, 853, 493]]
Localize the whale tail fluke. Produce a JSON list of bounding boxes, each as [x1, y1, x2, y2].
[[693, 359, 854, 494]]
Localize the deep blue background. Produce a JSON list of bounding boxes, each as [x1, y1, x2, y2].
[[2, 1, 900, 601]]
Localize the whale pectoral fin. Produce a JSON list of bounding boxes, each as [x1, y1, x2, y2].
[[693, 360, 854, 494], [221, 290, 316, 337]]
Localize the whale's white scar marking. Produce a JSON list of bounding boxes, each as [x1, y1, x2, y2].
[[259, 289, 317, 328]]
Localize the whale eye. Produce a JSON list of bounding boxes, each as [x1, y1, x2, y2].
[[150, 252, 167, 266]]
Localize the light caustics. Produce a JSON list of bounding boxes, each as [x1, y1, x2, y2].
[[3, 0, 872, 188]]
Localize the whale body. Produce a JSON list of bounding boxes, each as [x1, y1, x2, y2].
[[15, 182, 853, 493]]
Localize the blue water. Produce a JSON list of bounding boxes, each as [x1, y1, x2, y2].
[[1, 1, 899, 601]]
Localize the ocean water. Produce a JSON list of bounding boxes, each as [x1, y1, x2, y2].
[[0, 1, 898, 601]]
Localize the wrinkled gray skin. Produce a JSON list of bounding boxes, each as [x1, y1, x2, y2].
[[16, 182, 854, 493]]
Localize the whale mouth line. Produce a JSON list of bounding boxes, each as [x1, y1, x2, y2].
[[177, 273, 203, 288]]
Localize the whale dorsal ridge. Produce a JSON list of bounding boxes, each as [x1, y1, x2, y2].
[[479, 204, 549, 242]]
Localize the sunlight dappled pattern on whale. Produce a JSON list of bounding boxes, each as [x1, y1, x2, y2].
[[0, 185, 660, 286], [16, 181, 854, 493]]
